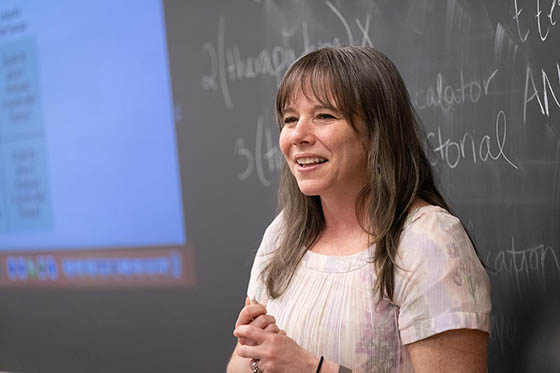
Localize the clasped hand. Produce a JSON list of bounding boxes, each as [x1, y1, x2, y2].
[[234, 297, 317, 372]]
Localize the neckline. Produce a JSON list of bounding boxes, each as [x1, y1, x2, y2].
[[299, 204, 442, 273], [305, 204, 438, 257], [305, 244, 373, 259], [301, 246, 372, 273]]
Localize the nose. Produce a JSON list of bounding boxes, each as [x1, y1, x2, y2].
[[290, 116, 315, 145]]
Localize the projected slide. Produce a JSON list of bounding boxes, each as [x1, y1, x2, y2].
[[0, 1, 192, 287]]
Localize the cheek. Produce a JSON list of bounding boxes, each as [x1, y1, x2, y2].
[[342, 139, 368, 170], [353, 147, 369, 172], [279, 131, 290, 157]]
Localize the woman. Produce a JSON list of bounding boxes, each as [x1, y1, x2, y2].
[[227, 46, 491, 373]]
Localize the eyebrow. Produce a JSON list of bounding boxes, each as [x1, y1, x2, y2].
[[283, 103, 341, 114], [313, 104, 340, 112]]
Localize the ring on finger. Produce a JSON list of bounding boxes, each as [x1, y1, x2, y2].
[[251, 358, 263, 373]]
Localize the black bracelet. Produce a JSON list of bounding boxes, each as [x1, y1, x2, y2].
[[316, 356, 324, 373]]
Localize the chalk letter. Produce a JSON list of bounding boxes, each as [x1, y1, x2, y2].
[[541, 68, 560, 115], [536, 0, 551, 41], [523, 66, 545, 123], [513, 0, 530, 41]]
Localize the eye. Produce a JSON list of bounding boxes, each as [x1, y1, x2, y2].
[[283, 116, 298, 125], [316, 113, 337, 120]]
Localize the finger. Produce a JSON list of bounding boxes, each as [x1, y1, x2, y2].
[[245, 297, 250, 307], [235, 304, 267, 328], [239, 315, 277, 346], [279, 329, 287, 335], [236, 343, 262, 360], [238, 336, 257, 346], [250, 314, 276, 329], [239, 322, 278, 345], [234, 325, 267, 345], [264, 323, 280, 333]]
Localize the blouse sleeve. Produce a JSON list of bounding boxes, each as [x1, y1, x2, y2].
[[246, 211, 284, 306], [393, 207, 491, 345]]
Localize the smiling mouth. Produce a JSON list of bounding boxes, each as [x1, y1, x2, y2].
[[296, 157, 329, 168]]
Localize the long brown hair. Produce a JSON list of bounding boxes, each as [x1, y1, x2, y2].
[[263, 46, 453, 302]]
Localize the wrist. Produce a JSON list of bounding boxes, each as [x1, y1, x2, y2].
[[307, 354, 321, 372], [319, 359, 343, 373]]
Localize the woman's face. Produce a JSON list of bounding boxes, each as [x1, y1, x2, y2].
[[279, 88, 369, 199]]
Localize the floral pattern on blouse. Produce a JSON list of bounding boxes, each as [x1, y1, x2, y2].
[[247, 206, 491, 372]]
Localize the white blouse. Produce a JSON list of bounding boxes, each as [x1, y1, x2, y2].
[[247, 205, 491, 372]]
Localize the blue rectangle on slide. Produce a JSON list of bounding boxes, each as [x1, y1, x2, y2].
[[0, 0, 186, 250], [0, 37, 42, 136], [1, 137, 53, 232]]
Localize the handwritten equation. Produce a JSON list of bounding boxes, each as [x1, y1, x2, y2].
[[188, 0, 560, 366], [201, 1, 375, 109]]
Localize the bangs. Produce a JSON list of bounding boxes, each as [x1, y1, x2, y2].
[[276, 49, 358, 128]]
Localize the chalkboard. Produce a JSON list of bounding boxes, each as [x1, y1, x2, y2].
[[164, 0, 559, 371], [0, 1, 557, 372]]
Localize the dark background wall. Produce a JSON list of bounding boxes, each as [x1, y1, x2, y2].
[[0, 1, 559, 372]]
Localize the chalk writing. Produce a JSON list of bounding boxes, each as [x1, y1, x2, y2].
[[523, 62, 560, 123], [512, 0, 560, 42], [486, 237, 560, 292], [201, 1, 374, 108], [225, 45, 295, 85], [301, 21, 344, 53], [201, 17, 233, 109], [201, 42, 218, 91], [513, 0, 530, 41], [201, 16, 294, 109], [414, 69, 498, 112], [303, 2, 374, 52], [536, 0, 559, 41], [234, 116, 283, 187], [356, 14, 373, 47], [426, 110, 518, 169]]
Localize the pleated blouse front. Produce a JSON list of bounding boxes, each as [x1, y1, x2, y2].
[[247, 206, 491, 372]]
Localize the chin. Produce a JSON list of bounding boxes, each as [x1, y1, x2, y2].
[[296, 182, 323, 196], [299, 190, 320, 196]]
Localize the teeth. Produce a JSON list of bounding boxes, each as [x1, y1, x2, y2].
[[296, 157, 327, 165]]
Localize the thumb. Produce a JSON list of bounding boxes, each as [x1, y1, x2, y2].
[[245, 297, 250, 306]]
